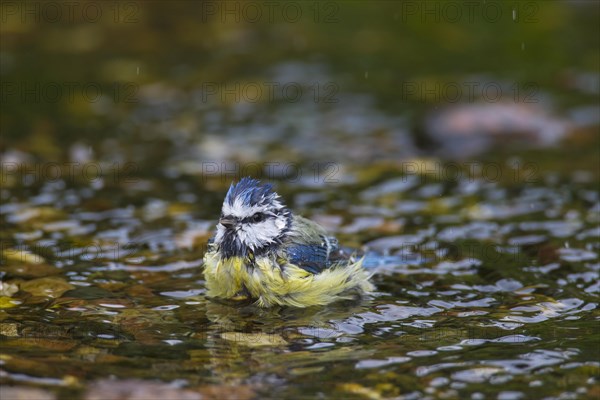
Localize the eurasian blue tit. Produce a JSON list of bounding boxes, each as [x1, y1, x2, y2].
[[203, 177, 374, 307]]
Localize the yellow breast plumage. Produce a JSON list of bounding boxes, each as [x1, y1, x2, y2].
[[203, 250, 373, 308]]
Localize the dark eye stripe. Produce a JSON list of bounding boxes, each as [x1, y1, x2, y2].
[[240, 212, 269, 224]]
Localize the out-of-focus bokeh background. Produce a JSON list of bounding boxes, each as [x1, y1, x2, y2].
[[1, 2, 599, 399]]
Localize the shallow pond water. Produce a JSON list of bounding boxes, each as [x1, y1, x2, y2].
[[2, 156, 599, 399], [1, 2, 599, 399]]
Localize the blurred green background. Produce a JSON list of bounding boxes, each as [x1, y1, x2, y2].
[[1, 1, 598, 170]]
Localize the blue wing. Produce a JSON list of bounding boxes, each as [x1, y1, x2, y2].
[[285, 236, 349, 274], [286, 244, 330, 274]]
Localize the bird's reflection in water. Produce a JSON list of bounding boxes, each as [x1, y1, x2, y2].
[[192, 298, 376, 383]]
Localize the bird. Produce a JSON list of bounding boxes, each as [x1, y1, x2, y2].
[[203, 177, 374, 308]]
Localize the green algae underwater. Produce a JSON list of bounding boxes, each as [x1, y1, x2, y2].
[[1, 2, 599, 399]]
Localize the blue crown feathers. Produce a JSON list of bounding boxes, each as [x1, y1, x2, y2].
[[225, 177, 277, 207]]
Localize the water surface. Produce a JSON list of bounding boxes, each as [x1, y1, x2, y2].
[[1, 2, 599, 399]]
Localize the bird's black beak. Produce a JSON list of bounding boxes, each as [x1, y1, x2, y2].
[[219, 217, 236, 229]]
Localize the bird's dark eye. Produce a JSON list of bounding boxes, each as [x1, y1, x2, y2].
[[251, 213, 265, 223]]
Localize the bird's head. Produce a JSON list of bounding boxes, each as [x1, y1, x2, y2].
[[213, 177, 291, 258]]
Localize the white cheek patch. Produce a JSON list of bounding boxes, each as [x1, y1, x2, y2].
[[238, 216, 287, 250]]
